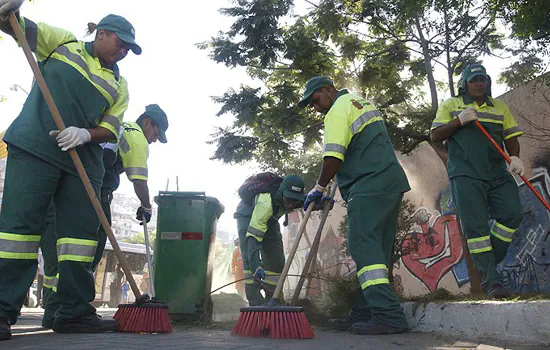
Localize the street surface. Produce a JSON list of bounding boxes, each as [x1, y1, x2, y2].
[[3, 308, 542, 349]]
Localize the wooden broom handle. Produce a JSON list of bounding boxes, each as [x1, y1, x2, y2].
[[272, 201, 315, 300], [291, 185, 337, 304], [8, 12, 142, 298], [474, 120, 550, 211]]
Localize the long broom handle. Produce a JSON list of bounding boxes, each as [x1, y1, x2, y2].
[[291, 185, 336, 305], [272, 202, 315, 300], [8, 12, 142, 299], [142, 215, 155, 298], [474, 120, 550, 211]]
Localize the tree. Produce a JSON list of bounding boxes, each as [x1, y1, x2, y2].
[[490, 0, 550, 43], [200, 0, 543, 172]]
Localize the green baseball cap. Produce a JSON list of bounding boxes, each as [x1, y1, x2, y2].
[[281, 175, 306, 201], [144, 104, 168, 143], [97, 14, 142, 55], [298, 76, 334, 108], [462, 63, 487, 82]]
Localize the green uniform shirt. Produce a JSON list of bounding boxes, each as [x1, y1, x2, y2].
[[323, 90, 410, 200], [245, 193, 285, 243], [431, 95, 523, 180], [118, 121, 149, 180], [3, 17, 129, 185]]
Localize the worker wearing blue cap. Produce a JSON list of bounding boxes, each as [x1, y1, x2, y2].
[[0, 1, 142, 339]]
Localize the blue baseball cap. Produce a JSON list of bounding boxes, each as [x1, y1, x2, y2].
[[97, 14, 142, 55]]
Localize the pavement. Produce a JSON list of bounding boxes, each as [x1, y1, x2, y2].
[[2, 308, 544, 350]]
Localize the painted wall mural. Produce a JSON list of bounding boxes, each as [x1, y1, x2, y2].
[[497, 169, 550, 293]]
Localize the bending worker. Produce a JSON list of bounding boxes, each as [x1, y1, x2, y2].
[[0, 2, 141, 340], [299, 76, 411, 335], [430, 63, 523, 298], [234, 174, 306, 306]]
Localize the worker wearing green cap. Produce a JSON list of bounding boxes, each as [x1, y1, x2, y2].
[[431, 63, 523, 298], [40, 105, 168, 329], [299, 76, 410, 335], [234, 174, 306, 306], [0, 3, 142, 339]]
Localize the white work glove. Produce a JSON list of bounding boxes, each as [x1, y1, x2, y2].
[[0, 0, 24, 19], [507, 156, 525, 177], [49, 127, 91, 151], [458, 107, 478, 126]]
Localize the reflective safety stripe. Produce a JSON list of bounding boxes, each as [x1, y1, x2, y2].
[[450, 111, 503, 124], [54, 46, 119, 102], [119, 135, 130, 153], [43, 275, 56, 289], [357, 264, 389, 290], [322, 143, 347, 156], [101, 115, 121, 133], [247, 226, 266, 238], [264, 271, 280, 286], [24, 18, 38, 52], [57, 238, 97, 263], [491, 221, 516, 243], [244, 270, 254, 284], [52, 273, 59, 292], [467, 236, 492, 254], [477, 112, 504, 122], [503, 126, 522, 138], [349, 110, 382, 134], [125, 167, 148, 177], [0, 232, 40, 259], [431, 121, 446, 129]]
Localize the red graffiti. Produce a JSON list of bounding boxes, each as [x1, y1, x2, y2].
[[401, 209, 463, 292]]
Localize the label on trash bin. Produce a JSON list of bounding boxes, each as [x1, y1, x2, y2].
[[160, 232, 204, 240], [182, 232, 203, 240], [161, 232, 182, 240]]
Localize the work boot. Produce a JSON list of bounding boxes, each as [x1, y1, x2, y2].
[[351, 319, 409, 335], [329, 311, 371, 331], [53, 313, 118, 333], [486, 284, 512, 299], [0, 318, 11, 341], [41, 318, 54, 329]]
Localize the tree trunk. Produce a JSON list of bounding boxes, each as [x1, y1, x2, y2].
[[443, 5, 456, 97], [414, 16, 439, 115]]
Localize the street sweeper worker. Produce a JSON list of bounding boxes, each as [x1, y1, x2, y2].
[[40, 104, 168, 329], [430, 63, 523, 299], [234, 174, 306, 306], [299, 76, 411, 335], [0, 3, 141, 339]]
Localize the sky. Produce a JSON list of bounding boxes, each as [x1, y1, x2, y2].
[[0, 0, 528, 234]]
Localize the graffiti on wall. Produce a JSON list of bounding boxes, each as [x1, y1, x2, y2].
[[400, 206, 464, 292], [498, 169, 550, 293]]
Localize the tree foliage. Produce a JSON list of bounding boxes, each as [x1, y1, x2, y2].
[[201, 0, 547, 173]]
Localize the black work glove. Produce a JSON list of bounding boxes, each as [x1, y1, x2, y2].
[[136, 206, 152, 224]]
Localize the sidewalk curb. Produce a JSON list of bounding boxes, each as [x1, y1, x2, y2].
[[403, 300, 550, 346]]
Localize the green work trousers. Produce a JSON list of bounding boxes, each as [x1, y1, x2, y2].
[[42, 189, 112, 326], [91, 189, 113, 271], [0, 146, 100, 324], [41, 203, 60, 327], [451, 175, 522, 292], [236, 212, 285, 306], [348, 193, 409, 329]]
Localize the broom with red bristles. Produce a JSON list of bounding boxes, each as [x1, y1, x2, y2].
[[232, 198, 319, 339], [114, 216, 172, 333], [7, 11, 171, 334]]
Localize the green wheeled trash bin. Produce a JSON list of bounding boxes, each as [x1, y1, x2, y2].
[[153, 191, 224, 321]]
